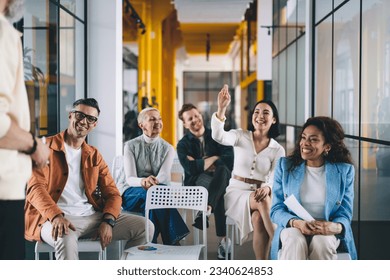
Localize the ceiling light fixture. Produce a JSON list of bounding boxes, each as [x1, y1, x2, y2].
[[124, 0, 146, 35], [206, 33, 210, 61]]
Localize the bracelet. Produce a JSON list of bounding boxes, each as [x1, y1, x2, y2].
[[215, 113, 226, 122], [290, 219, 296, 228], [23, 132, 37, 155]]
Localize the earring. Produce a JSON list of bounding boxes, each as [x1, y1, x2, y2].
[[323, 150, 329, 157]]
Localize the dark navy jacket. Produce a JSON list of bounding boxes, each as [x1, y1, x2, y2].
[[177, 127, 234, 186]]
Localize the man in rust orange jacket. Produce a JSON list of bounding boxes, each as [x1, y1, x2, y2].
[[25, 98, 153, 260]]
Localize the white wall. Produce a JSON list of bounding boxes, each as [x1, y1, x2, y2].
[[257, 0, 272, 80], [87, 0, 123, 167]]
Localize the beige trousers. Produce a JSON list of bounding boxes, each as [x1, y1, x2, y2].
[[279, 228, 340, 260], [41, 211, 154, 260]]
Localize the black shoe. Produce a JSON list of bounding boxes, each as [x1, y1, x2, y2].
[[192, 212, 209, 230]]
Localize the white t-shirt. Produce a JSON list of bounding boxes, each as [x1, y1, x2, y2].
[[300, 165, 326, 220], [57, 143, 95, 216]]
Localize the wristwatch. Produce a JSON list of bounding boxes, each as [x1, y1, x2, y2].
[[103, 218, 116, 228]]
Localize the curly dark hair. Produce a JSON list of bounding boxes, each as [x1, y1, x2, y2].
[[248, 100, 280, 139], [288, 116, 353, 170]]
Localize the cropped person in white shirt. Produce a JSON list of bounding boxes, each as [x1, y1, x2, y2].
[[212, 84, 285, 260], [0, 0, 50, 260]]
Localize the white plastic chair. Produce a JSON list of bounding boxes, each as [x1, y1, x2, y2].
[[170, 154, 189, 227], [122, 185, 208, 260], [225, 216, 241, 260], [111, 155, 124, 186], [170, 155, 185, 187], [35, 239, 106, 260]]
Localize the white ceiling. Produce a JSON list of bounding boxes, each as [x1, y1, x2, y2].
[[173, 0, 254, 23]]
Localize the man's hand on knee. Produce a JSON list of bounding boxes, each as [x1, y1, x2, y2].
[[51, 214, 76, 241]]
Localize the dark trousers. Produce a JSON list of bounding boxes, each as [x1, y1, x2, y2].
[[195, 165, 231, 237], [0, 199, 25, 260], [122, 187, 189, 245]]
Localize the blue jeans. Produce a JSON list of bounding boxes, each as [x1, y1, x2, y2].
[[122, 187, 189, 245]]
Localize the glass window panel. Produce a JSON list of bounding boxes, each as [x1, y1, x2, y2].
[[208, 72, 231, 89], [273, 0, 280, 55], [360, 141, 390, 259], [286, 43, 296, 125], [334, 0, 347, 9], [24, 0, 51, 28], [333, 0, 360, 136], [297, 0, 306, 35], [60, 0, 84, 21], [249, 21, 257, 75], [23, 0, 59, 136], [59, 9, 85, 131], [279, 50, 287, 124], [183, 72, 207, 89], [361, 0, 390, 142], [314, 16, 332, 117], [279, 0, 287, 51], [246, 82, 258, 130], [286, 0, 297, 46], [296, 35, 306, 125], [272, 56, 279, 109], [273, 26, 281, 56], [315, 0, 332, 23], [344, 138, 359, 259]]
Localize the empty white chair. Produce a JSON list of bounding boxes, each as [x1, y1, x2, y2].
[[122, 185, 208, 260], [35, 239, 106, 260]]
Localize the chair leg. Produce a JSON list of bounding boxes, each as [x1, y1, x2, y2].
[[103, 247, 107, 260], [230, 224, 235, 260], [225, 221, 235, 260]]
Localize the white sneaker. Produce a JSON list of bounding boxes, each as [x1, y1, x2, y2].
[[217, 237, 232, 260]]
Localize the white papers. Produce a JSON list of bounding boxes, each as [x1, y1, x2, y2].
[[284, 194, 315, 221]]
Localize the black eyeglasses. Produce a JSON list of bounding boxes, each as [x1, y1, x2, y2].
[[71, 110, 98, 124]]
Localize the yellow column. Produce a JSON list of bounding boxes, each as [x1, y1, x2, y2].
[[137, 0, 152, 111], [257, 80, 264, 101], [136, 0, 178, 145]]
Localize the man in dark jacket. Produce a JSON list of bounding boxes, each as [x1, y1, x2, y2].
[[177, 103, 233, 259]]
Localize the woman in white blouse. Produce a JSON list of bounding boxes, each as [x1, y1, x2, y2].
[[211, 85, 285, 259]]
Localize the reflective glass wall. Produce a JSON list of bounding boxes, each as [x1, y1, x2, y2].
[[273, 0, 390, 259], [16, 0, 86, 136]]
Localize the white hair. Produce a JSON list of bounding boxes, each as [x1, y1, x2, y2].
[[137, 107, 159, 124], [5, 0, 24, 23]]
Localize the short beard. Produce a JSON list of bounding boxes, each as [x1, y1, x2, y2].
[[5, 0, 24, 23]]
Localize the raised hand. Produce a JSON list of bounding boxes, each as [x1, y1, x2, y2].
[[217, 84, 231, 120], [218, 84, 231, 110]]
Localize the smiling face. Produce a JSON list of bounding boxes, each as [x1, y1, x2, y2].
[[181, 108, 205, 137], [252, 102, 276, 134], [139, 109, 163, 138], [300, 125, 331, 167], [67, 104, 99, 139]]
